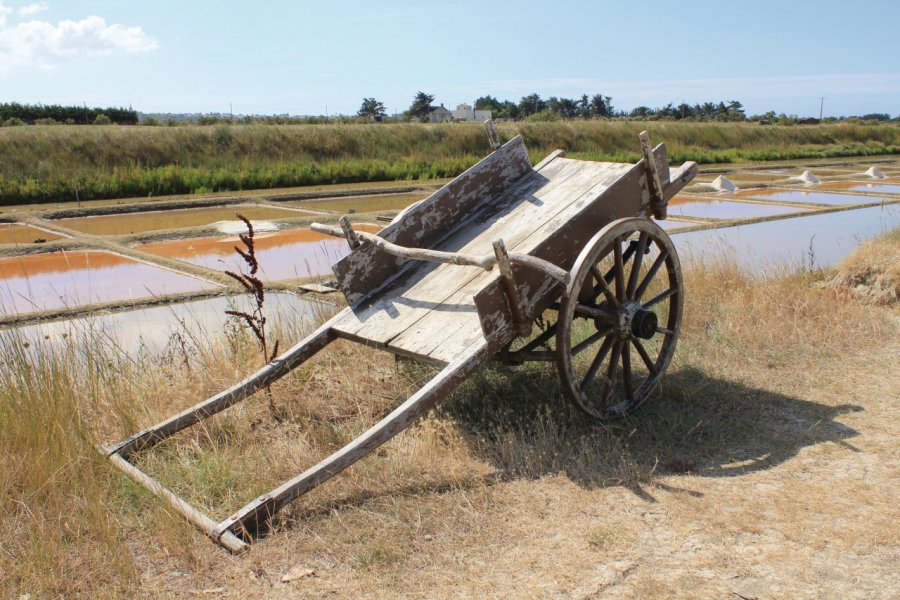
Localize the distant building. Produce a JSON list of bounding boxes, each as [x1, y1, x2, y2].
[[451, 102, 492, 122], [429, 102, 492, 123], [429, 104, 453, 123]]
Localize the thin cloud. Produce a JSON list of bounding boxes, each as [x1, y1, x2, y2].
[[0, 2, 158, 73], [17, 2, 48, 16]]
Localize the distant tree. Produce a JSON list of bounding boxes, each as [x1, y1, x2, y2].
[[357, 97, 387, 120], [577, 94, 591, 118], [518, 93, 545, 117], [93, 114, 112, 125], [591, 94, 612, 118], [496, 100, 519, 120], [474, 95, 502, 112], [408, 91, 435, 122], [860, 113, 891, 121], [558, 97, 579, 119], [629, 106, 651, 118], [726, 100, 745, 121]]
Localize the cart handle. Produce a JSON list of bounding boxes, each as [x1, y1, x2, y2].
[[311, 221, 570, 286]]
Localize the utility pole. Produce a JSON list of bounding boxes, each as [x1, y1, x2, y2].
[[818, 97, 825, 120]]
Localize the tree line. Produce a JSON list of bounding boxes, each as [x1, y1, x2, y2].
[[0, 102, 139, 125]]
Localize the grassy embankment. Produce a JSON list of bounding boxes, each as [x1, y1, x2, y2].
[[1, 121, 898, 204], [1, 228, 897, 597]]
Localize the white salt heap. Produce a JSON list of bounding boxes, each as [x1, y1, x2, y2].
[[710, 175, 737, 192]]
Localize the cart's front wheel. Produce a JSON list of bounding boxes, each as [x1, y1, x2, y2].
[[556, 217, 683, 419]]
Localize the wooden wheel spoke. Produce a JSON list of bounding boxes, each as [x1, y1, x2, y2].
[[631, 338, 658, 376], [643, 287, 677, 309], [572, 327, 612, 355], [520, 322, 558, 352], [573, 303, 614, 321], [580, 335, 615, 390], [625, 232, 648, 300], [613, 236, 625, 302], [634, 249, 668, 301], [589, 263, 619, 308], [599, 340, 623, 400], [622, 343, 634, 401]]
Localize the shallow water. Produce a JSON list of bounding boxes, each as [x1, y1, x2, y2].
[[1, 292, 328, 358], [57, 205, 304, 236], [285, 192, 428, 214], [668, 196, 808, 219], [138, 225, 380, 281], [834, 183, 900, 195], [672, 204, 900, 272], [0, 250, 218, 316], [735, 189, 889, 206], [0, 223, 62, 245]]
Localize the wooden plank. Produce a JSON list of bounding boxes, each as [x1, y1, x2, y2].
[[393, 162, 639, 364], [108, 311, 342, 458], [334, 157, 610, 355], [215, 339, 493, 539], [473, 166, 649, 349], [330, 154, 577, 346], [332, 135, 533, 305]]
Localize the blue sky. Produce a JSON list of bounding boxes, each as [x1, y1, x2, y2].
[[1, 0, 898, 117]]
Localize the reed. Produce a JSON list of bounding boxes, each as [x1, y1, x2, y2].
[[0, 121, 896, 204]]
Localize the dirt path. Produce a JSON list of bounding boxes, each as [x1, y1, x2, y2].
[[126, 310, 898, 600]]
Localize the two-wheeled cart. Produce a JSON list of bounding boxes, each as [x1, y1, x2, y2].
[[106, 125, 697, 552]]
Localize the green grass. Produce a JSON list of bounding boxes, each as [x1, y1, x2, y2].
[[1, 121, 897, 204]]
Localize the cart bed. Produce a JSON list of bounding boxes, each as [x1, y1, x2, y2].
[[331, 143, 646, 365]]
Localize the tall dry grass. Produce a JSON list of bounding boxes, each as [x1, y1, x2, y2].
[[0, 231, 895, 596], [1, 121, 897, 203]]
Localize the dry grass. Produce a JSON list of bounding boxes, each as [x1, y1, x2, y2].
[[1, 233, 899, 598], [824, 228, 900, 305]]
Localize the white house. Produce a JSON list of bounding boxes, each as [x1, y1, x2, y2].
[[451, 102, 492, 122], [429, 102, 492, 122]]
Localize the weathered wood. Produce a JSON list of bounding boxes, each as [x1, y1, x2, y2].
[[333, 135, 533, 305], [338, 215, 360, 249], [639, 131, 667, 219], [485, 119, 501, 151], [329, 153, 574, 346], [108, 453, 248, 554], [215, 339, 493, 539], [664, 161, 699, 199], [473, 165, 648, 345], [108, 312, 341, 458], [493, 239, 531, 337], [386, 160, 638, 364]]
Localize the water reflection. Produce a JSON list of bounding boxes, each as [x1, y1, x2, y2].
[[0, 223, 61, 245], [672, 204, 900, 272], [834, 183, 900, 195], [735, 189, 890, 206], [668, 196, 808, 219], [1, 292, 329, 358], [138, 225, 380, 281], [58, 205, 304, 236], [285, 192, 428, 214], [0, 250, 218, 316]]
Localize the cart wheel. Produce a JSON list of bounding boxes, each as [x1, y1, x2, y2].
[[556, 217, 683, 419]]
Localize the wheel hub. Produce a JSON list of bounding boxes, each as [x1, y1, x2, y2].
[[630, 309, 658, 340], [616, 301, 657, 340]]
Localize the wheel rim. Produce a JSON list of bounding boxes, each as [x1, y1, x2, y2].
[[556, 217, 683, 419]]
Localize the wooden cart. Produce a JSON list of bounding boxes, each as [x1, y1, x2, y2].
[[106, 125, 698, 552]]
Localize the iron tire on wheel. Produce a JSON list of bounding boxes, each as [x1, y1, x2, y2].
[[556, 217, 683, 419]]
